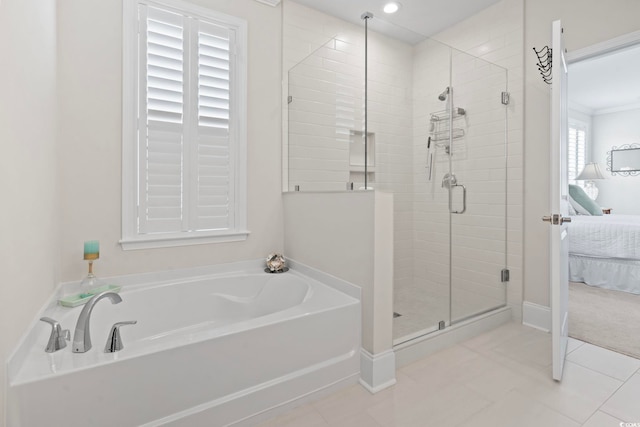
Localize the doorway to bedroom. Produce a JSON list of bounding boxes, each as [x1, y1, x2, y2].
[[566, 37, 640, 359]]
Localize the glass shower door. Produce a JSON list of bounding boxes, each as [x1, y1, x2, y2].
[[449, 50, 508, 323]]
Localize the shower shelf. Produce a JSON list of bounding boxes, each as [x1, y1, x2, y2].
[[431, 128, 465, 142], [430, 107, 466, 122]]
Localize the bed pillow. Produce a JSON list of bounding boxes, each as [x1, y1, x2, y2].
[[569, 194, 590, 215], [568, 184, 603, 216]]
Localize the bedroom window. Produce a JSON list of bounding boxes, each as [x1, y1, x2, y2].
[[568, 122, 587, 186], [121, 0, 248, 250]]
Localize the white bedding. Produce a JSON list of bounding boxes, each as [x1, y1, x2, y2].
[[570, 255, 640, 294], [568, 214, 640, 260]]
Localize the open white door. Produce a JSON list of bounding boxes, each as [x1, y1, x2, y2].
[[546, 20, 570, 381]]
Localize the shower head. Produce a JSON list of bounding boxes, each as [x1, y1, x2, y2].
[[438, 87, 450, 101]]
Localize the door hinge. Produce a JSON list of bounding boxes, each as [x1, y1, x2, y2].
[[501, 91, 510, 105], [287, 95, 293, 104], [501, 268, 510, 283], [438, 320, 446, 330]]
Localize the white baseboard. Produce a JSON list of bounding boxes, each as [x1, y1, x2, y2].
[[359, 349, 396, 394], [522, 301, 551, 332]]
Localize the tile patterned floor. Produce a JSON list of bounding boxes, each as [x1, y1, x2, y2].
[[258, 322, 640, 427]]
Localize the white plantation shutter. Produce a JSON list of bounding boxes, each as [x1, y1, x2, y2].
[[568, 123, 587, 186], [194, 23, 233, 231], [140, 6, 185, 234], [122, 0, 247, 249]]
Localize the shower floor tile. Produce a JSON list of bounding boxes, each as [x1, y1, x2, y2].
[[393, 281, 505, 343], [393, 287, 447, 342]]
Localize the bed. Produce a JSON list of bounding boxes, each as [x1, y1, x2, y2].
[[568, 214, 640, 294]]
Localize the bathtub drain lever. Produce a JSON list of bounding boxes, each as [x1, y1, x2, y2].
[[105, 321, 137, 353]]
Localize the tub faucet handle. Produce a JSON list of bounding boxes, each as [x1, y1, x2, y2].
[[40, 317, 70, 353], [104, 320, 137, 353]]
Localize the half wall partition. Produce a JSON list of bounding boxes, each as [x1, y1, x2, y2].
[[285, 10, 508, 346]]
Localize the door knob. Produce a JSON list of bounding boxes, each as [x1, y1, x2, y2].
[[542, 214, 571, 225]]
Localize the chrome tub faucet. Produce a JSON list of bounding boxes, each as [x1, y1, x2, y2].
[[72, 291, 122, 353]]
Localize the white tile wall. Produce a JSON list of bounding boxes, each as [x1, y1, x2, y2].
[[284, 1, 416, 305], [432, 0, 525, 322], [411, 37, 511, 327], [288, 37, 364, 191], [366, 32, 414, 298], [409, 38, 454, 335]]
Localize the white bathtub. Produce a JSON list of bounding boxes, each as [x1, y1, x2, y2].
[[7, 261, 361, 426]]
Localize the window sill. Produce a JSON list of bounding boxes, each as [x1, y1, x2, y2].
[[120, 230, 250, 250]]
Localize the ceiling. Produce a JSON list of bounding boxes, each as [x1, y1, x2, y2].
[[292, 0, 501, 44], [569, 44, 640, 114]]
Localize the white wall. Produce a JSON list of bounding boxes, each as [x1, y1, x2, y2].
[[592, 108, 640, 213], [1, 1, 283, 422], [0, 0, 58, 424], [56, 0, 284, 282], [283, 191, 394, 355], [524, 0, 640, 308]]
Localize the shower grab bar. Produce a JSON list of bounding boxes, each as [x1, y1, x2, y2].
[[449, 184, 467, 214]]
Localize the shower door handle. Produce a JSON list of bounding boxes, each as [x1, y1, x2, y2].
[[451, 184, 467, 214]]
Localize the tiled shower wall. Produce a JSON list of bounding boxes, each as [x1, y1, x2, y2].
[[409, 40, 456, 331], [283, 1, 416, 294], [283, 0, 525, 328], [449, 54, 509, 321], [407, 39, 510, 333], [288, 38, 364, 191], [432, 0, 525, 321], [366, 32, 414, 295]]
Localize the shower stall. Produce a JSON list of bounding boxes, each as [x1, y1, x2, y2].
[[285, 11, 508, 346]]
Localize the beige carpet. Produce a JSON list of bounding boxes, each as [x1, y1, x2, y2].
[[569, 281, 640, 359]]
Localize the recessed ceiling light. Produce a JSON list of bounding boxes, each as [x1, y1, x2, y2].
[[383, 2, 401, 14]]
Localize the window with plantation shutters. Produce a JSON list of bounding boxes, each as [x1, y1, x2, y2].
[[568, 122, 587, 187], [122, 0, 248, 249]]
